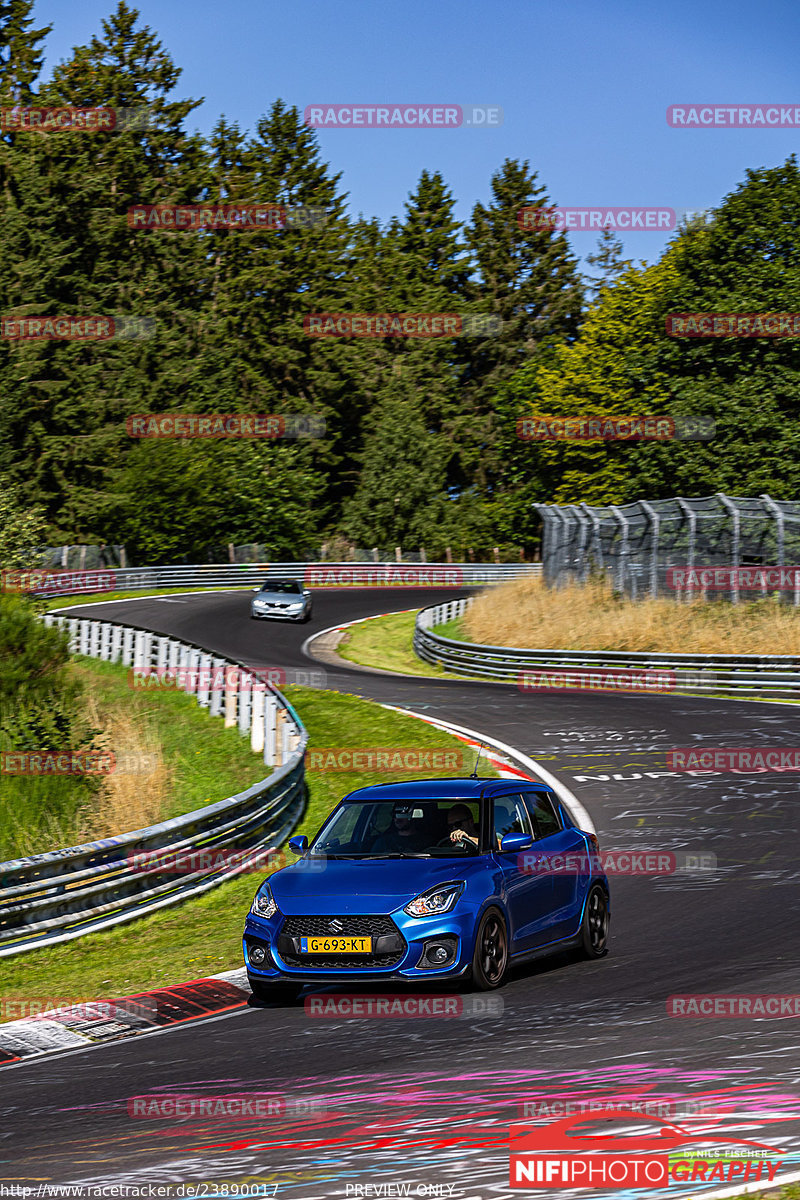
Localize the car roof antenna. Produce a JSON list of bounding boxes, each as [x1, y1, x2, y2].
[[469, 743, 486, 779]]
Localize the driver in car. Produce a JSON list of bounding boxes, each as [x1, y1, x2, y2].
[[447, 803, 479, 848], [371, 805, 431, 853]]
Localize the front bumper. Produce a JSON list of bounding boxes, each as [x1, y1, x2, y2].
[[243, 908, 475, 983], [250, 606, 308, 621]]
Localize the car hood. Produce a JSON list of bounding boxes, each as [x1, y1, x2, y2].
[[269, 855, 485, 914], [253, 591, 303, 603]]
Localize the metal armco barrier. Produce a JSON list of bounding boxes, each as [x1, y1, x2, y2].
[[0, 614, 307, 957], [23, 561, 538, 596], [413, 598, 800, 699]]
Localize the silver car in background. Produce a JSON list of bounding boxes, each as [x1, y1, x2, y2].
[[250, 579, 313, 623]]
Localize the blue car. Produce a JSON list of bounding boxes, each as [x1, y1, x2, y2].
[[243, 778, 610, 1000]]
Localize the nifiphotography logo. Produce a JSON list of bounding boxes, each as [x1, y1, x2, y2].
[[509, 1110, 785, 1188]]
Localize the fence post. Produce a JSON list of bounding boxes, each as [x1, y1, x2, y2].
[[569, 505, 590, 583], [717, 494, 740, 604], [638, 500, 660, 599], [251, 689, 265, 754], [264, 693, 278, 765], [610, 507, 629, 594], [209, 658, 225, 717], [225, 666, 238, 728], [197, 652, 212, 706], [760, 494, 787, 603], [238, 669, 252, 735], [675, 498, 696, 605], [275, 706, 286, 767]]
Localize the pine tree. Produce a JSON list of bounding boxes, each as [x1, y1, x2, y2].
[[455, 159, 584, 504], [0, 0, 50, 103], [583, 228, 633, 305], [0, 2, 205, 540]]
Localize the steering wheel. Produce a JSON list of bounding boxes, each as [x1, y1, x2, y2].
[[436, 833, 475, 851]]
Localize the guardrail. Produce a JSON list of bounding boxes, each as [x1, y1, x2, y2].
[[23, 561, 539, 597], [414, 597, 800, 699], [0, 614, 307, 958]]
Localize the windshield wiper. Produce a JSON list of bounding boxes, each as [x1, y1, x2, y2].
[[367, 852, 431, 859]]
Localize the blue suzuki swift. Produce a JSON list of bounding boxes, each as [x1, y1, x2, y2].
[[243, 778, 610, 1000]]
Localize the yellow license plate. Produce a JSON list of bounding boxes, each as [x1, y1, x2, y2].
[[299, 936, 372, 954]]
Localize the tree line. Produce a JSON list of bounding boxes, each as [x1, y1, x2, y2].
[[1, 1, 799, 566]]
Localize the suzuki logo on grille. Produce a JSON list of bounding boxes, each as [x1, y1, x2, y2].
[[328, 919, 344, 933]]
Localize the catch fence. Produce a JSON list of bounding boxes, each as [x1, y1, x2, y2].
[[535, 494, 800, 603]]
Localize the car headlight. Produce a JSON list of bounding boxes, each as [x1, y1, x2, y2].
[[404, 882, 465, 918], [250, 883, 279, 918]]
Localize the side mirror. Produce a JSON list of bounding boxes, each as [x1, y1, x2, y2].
[[500, 832, 534, 853], [288, 835, 308, 854], [251, 586, 260, 592]]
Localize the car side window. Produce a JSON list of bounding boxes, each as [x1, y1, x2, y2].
[[524, 792, 562, 841], [493, 795, 532, 850]]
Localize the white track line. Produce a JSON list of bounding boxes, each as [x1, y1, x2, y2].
[[378, 703, 596, 837], [53, 588, 250, 610]]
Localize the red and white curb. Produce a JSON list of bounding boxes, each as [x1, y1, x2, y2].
[[0, 968, 251, 1065]]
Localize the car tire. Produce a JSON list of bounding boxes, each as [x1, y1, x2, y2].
[[468, 907, 509, 991], [580, 884, 609, 958], [248, 977, 302, 1004]]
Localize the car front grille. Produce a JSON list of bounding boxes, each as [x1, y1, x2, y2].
[[278, 914, 406, 969]]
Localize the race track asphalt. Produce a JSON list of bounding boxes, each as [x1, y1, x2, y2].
[[3, 587, 799, 1199]]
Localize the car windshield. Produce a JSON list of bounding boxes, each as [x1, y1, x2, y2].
[[309, 798, 483, 858], [260, 581, 302, 594]]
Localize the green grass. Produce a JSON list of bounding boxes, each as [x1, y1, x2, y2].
[[436, 616, 467, 640], [0, 682, 487, 1007], [337, 611, 478, 679]]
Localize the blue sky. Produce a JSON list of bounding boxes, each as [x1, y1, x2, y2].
[[34, 0, 800, 267]]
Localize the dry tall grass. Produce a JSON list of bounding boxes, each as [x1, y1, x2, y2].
[[78, 697, 171, 840], [464, 576, 793, 654]]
